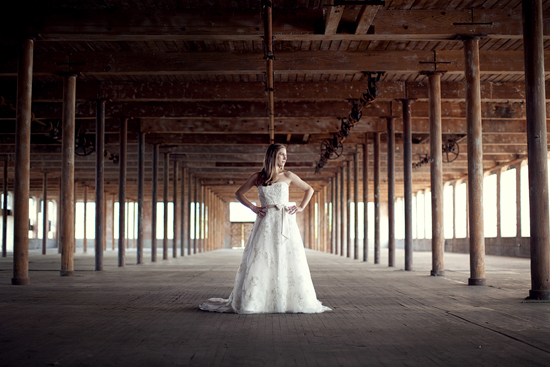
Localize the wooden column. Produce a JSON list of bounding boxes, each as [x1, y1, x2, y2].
[[331, 177, 336, 254], [180, 166, 186, 256], [95, 99, 106, 271], [137, 131, 145, 265], [111, 193, 115, 251], [523, 0, 550, 299], [496, 170, 502, 240], [516, 163, 522, 239], [374, 132, 381, 265], [334, 171, 340, 255], [400, 99, 414, 271], [193, 177, 199, 254], [346, 160, 351, 258], [188, 174, 194, 255], [42, 172, 48, 255], [83, 185, 87, 253], [163, 152, 169, 260], [386, 116, 396, 267], [463, 36, 486, 285], [12, 38, 33, 285], [173, 160, 179, 258], [2, 158, 7, 258], [363, 137, 369, 262], [151, 144, 159, 262], [118, 117, 127, 267], [353, 151, 359, 260], [60, 74, 76, 277], [339, 165, 345, 256], [426, 72, 445, 277], [200, 183, 205, 252]]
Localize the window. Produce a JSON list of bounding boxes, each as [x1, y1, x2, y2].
[[501, 168, 517, 237], [483, 174, 497, 237], [416, 192, 425, 239], [521, 164, 530, 237], [425, 191, 432, 239], [443, 185, 454, 239], [455, 183, 467, 238]]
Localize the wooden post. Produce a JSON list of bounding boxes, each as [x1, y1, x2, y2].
[[426, 72, 445, 277], [60, 74, 76, 277], [181, 166, 186, 256], [363, 137, 369, 262], [2, 158, 7, 258], [194, 176, 199, 254], [400, 99, 415, 271], [386, 116, 396, 267], [137, 131, 145, 265], [516, 163, 522, 239], [173, 160, 179, 258], [340, 165, 345, 256], [334, 171, 340, 255], [163, 152, 169, 260], [462, 36, 486, 285], [354, 151, 359, 260], [346, 160, 351, 258], [118, 117, 127, 267], [42, 172, 48, 255], [374, 132, 381, 265], [95, 99, 106, 271], [187, 172, 192, 256], [151, 144, 158, 262], [83, 185, 87, 253], [523, 0, 550, 299], [331, 177, 336, 254], [12, 38, 33, 285]]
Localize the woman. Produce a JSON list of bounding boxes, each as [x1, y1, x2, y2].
[[199, 144, 331, 314]]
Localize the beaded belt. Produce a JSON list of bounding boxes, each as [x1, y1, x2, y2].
[[265, 204, 290, 240]]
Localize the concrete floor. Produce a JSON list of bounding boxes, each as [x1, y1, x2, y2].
[[1, 246, 549, 367]]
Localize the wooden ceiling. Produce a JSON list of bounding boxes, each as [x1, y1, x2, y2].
[[0, 0, 548, 203]]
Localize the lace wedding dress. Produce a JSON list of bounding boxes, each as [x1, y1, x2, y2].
[[199, 182, 331, 314]]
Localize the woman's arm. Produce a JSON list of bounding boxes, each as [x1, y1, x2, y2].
[[286, 171, 314, 215], [235, 172, 267, 218]]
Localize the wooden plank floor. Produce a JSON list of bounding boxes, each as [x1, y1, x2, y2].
[[1, 246, 549, 367]]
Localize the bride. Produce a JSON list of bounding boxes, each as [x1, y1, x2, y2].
[[199, 144, 331, 314]]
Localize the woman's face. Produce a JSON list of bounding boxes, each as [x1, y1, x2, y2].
[[276, 148, 287, 168]]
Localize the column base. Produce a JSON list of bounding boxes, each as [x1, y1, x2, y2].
[[528, 290, 550, 300], [60, 270, 75, 277], [11, 277, 30, 285], [468, 278, 486, 286], [430, 269, 445, 276]]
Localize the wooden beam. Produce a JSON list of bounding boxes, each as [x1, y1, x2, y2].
[[355, 5, 380, 35], [324, 1, 344, 35], [1, 51, 547, 77]]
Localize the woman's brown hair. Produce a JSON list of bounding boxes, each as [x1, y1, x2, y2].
[[256, 143, 286, 186]]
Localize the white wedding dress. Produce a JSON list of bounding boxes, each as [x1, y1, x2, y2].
[[199, 182, 331, 314]]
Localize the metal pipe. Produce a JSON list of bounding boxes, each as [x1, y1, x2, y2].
[[374, 132, 381, 264], [118, 117, 127, 267], [42, 172, 47, 255], [428, 72, 445, 277], [523, 0, 550, 300], [151, 144, 159, 262], [386, 116, 395, 267], [60, 74, 76, 277], [12, 38, 33, 285], [137, 131, 145, 264], [95, 99, 105, 271]]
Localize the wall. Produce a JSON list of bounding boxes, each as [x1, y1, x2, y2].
[[396, 237, 531, 258]]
